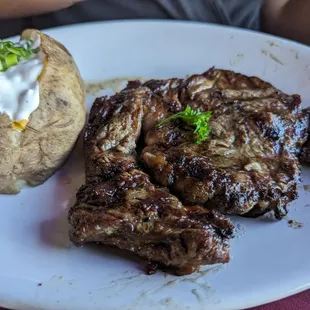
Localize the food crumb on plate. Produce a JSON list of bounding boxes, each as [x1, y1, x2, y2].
[[287, 220, 304, 229], [303, 185, 310, 192]]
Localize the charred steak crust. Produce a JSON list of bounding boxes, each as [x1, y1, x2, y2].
[[69, 84, 234, 275], [141, 68, 309, 219], [69, 170, 233, 275], [301, 108, 310, 164], [69, 68, 308, 274]]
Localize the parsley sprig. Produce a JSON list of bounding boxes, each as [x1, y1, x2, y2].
[[157, 106, 212, 144]]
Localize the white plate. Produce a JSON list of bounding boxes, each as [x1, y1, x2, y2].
[[1, 21, 310, 310]]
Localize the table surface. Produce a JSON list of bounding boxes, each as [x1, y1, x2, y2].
[[249, 290, 310, 310]]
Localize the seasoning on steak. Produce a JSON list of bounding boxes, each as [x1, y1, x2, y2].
[[140, 68, 309, 219], [301, 108, 310, 164], [68, 86, 234, 275], [301, 141, 310, 164], [69, 68, 309, 274]]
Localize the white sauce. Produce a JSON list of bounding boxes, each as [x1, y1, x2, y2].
[[0, 35, 45, 123]]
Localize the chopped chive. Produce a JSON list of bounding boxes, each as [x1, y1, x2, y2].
[[0, 39, 39, 72]]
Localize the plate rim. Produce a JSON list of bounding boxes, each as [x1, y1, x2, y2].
[[2, 19, 310, 310]]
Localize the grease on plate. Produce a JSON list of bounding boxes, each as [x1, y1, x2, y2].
[[229, 54, 244, 66], [261, 50, 284, 65], [85, 77, 146, 96], [303, 185, 310, 192], [191, 289, 204, 303], [267, 40, 279, 48]]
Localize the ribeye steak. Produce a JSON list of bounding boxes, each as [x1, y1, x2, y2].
[[140, 68, 309, 219], [68, 68, 309, 274], [69, 84, 234, 275], [301, 108, 310, 163]]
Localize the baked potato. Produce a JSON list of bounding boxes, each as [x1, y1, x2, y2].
[[0, 29, 86, 194]]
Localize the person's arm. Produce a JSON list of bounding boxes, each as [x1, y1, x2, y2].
[[262, 0, 310, 45], [0, 0, 85, 19]]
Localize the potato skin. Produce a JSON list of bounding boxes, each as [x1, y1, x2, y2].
[[0, 29, 86, 194]]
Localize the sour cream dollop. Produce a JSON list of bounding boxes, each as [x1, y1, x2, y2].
[[0, 34, 45, 130]]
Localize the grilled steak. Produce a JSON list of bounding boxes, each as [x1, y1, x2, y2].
[[302, 141, 310, 164], [69, 68, 308, 274], [141, 68, 309, 219], [301, 108, 310, 164], [69, 86, 234, 275]]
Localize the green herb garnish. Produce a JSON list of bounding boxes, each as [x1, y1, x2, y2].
[[157, 106, 212, 144], [0, 39, 38, 72]]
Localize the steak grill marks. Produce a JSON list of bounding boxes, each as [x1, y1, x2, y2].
[[301, 108, 310, 163], [69, 68, 309, 274], [141, 68, 308, 219]]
